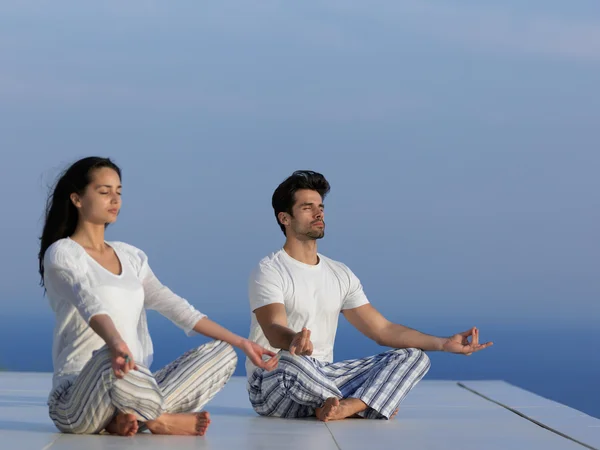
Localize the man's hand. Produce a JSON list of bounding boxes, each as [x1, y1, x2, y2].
[[442, 327, 493, 355], [289, 327, 313, 356], [108, 339, 138, 378], [240, 339, 279, 371]]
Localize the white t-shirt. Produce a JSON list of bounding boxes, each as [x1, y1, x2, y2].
[[246, 249, 370, 378], [44, 238, 206, 396]]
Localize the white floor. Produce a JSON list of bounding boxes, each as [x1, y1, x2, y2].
[[1, 372, 598, 449]]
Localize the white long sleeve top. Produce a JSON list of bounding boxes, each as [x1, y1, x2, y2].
[[43, 238, 206, 395]]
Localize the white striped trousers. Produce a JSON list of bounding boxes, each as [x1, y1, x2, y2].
[[48, 340, 237, 434]]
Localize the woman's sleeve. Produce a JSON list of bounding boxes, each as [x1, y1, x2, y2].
[[44, 247, 111, 323], [137, 249, 206, 336]]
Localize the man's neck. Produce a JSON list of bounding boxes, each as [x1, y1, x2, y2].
[[283, 238, 319, 265]]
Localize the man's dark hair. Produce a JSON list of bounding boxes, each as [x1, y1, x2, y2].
[[271, 170, 330, 236]]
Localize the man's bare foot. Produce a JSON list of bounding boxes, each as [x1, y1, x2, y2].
[[316, 398, 340, 422], [146, 412, 211, 436], [316, 398, 367, 422], [105, 413, 138, 436]]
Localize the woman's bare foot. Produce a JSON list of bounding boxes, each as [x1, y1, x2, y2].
[[105, 413, 138, 437], [390, 409, 399, 419], [146, 412, 211, 436]]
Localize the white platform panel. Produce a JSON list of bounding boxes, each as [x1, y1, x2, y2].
[[1, 373, 598, 450]]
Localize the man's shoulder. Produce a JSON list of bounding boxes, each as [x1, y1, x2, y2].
[[251, 250, 287, 277], [319, 253, 353, 274]]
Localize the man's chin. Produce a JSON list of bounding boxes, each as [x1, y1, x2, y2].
[[306, 231, 325, 240]]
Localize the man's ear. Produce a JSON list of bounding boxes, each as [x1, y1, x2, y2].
[[278, 211, 290, 227], [70, 192, 82, 209]]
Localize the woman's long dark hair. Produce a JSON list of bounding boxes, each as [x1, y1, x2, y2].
[[38, 157, 121, 287]]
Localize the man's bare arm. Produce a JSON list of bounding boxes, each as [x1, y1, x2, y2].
[[342, 304, 446, 351], [343, 304, 493, 354], [254, 304, 313, 355]]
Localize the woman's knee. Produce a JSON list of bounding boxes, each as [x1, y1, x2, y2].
[[220, 341, 238, 366], [204, 340, 238, 369]]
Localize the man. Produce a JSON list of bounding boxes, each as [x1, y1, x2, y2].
[[246, 170, 492, 421]]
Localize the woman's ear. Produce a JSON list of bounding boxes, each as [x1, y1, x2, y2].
[[70, 192, 81, 208]]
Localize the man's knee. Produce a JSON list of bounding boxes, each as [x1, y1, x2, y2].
[[388, 348, 431, 369], [408, 348, 430, 366], [278, 351, 313, 373], [262, 352, 314, 390]]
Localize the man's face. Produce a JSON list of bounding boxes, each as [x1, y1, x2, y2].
[[284, 189, 325, 240]]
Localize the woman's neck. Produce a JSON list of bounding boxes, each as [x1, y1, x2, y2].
[[70, 222, 107, 252]]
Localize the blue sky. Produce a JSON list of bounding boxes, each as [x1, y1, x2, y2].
[[1, 1, 599, 330]]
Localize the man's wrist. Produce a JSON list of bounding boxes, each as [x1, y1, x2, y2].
[[438, 337, 449, 352]]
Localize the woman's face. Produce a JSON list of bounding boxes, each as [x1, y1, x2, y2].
[[72, 167, 122, 225]]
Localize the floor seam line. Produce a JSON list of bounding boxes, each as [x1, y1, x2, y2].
[[40, 434, 63, 450], [457, 382, 598, 450], [324, 423, 343, 450]]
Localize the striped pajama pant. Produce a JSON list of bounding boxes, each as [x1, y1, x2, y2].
[[248, 348, 430, 419], [48, 340, 237, 434]]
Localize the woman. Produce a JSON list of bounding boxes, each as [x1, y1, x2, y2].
[[39, 157, 278, 437]]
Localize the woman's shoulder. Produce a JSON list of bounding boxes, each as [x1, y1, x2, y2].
[[109, 241, 148, 268], [109, 241, 145, 256], [44, 238, 86, 268]]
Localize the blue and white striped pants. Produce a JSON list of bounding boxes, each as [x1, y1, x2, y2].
[[48, 340, 237, 434], [248, 348, 430, 419]]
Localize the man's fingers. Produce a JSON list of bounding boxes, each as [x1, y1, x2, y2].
[[459, 328, 475, 338], [472, 328, 479, 346], [301, 328, 309, 350], [465, 341, 493, 355], [289, 343, 297, 356], [264, 350, 277, 357], [305, 341, 314, 356], [299, 331, 307, 353], [474, 342, 493, 351]]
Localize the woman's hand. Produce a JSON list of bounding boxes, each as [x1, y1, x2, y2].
[[240, 339, 279, 371], [108, 339, 138, 378]]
